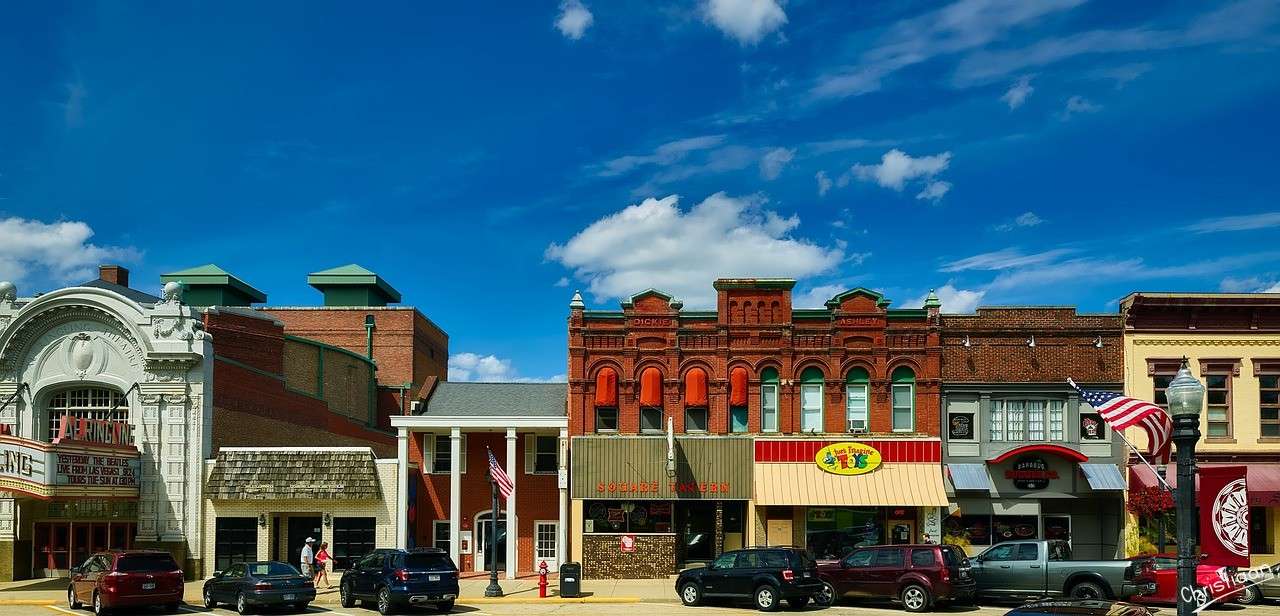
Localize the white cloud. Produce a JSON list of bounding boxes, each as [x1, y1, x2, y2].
[[994, 211, 1044, 231], [941, 247, 1075, 272], [815, 171, 833, 197], [1220, 276, 1280, 293], [987, 252, 1280, 292], [554, 277, 570, 287], [448, 352, 566, 383], [1265, 282, 1280, 293], [1186, 211, 1280, 233], [0, 217, 139, 287], [555, 0, 594, 40], [546, 192, 845, 308], [908, 284, 986, 313], [702, 0, 787, 45], [1091, 62, 1152, 89], [850, 149, 953, 200], [1001, 76, 1034, 109], [596, 135, 726, 177], [1058, 95, 1101, 120], [793, 283, 849, 309], [758, 147, 795, 180]]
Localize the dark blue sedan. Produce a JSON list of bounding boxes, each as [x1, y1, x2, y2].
[[202, 561, 316, 614]]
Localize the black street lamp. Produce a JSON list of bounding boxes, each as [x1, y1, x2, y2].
[[1165, 358, 1205, 616], [484, 470, 504, 598]]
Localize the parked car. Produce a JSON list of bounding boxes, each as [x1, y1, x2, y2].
[[339, 547, 459, 614], [202, 560, 315, 613], [1127, 554, 1242, 607], [1237, 563, 1280, 604], [1002, 599, 1157, 616], [675, 546, 823, 611], [67, 550, 184, 615], [812, 543, 975, 612], [969, 540, 1156, 601]]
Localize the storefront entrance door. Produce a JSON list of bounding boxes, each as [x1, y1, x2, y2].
[[888, 520, 915, 544], [287, 516, 322, 569], [678, 502, 716, 562], [476, 512, 507, 573]]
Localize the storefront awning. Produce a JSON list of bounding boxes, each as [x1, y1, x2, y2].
[[946, 463, 991, 491], [754, 463, 948, 507], [1079, 464, 1126, 491], [1130, 463, 1280, 506]]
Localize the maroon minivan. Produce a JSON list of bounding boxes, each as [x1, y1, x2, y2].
[[68, 550, 184, 615], [814, 544, 974, 612]]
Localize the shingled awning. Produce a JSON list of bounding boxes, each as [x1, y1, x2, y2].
[[206, 448, 381, 500]]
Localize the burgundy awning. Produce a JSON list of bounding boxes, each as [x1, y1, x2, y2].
[[1129, 463, 1280, 506]]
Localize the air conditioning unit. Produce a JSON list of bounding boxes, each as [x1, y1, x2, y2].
[[847, 419, 867, 433]]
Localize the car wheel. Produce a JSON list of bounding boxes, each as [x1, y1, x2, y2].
[[92, 592, 107, 616], [203, 587, 217, 609], [786, 595, 810, 610], [236, 591, 252, 615], [814, 581, 836, 607], [437, 599, 455, 613], [1069, 581, 1106, 600], [1239, 585, 1263, 605], [901, 584, 931, 613], [754, 585, 781, 612], [340, 581, 355, 608], [378, 586, 396, 615], [680, 582, 703, 607], [68, 587, 82, 610]]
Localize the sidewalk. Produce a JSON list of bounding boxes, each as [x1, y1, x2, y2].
[[0, 574, 679, 606]]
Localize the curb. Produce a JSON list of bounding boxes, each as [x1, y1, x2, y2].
[[0, 600, 58, 606]]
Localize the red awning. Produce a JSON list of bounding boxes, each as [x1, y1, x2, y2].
[[685, 368, 708, 407], [594, 368, 618, 407], [1129, 463, 1280, 506], [988, 444, 1088, 464], [729, 367, 749, 407], [639, 367, 663, 407]]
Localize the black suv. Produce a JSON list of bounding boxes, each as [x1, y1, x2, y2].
[[339, 548, 459, 615], [676, 547, 823, 611]]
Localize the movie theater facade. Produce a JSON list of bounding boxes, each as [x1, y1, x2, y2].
[[0, 280, 210, 580]]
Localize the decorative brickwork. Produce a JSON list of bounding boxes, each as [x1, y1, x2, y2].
[[941, 308, 1123, 384], [582, 534, 677, 579]]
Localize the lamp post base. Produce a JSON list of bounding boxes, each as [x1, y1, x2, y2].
[[484, 580, 505, 598]]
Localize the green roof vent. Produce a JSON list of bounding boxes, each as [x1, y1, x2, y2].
[[160, 264, 267, 307], [307, 264, 402, 307]]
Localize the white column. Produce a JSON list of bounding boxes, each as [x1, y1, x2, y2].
[[557, 428, 568, 571], [449, 428, 462, 569], [396, 428, 409, 549], [505, 428, 517, 579]]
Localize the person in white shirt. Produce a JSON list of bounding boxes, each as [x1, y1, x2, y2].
[[300, 537, 316, 577]]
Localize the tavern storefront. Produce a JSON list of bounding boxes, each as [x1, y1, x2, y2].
[[570, 436, 752, 579]]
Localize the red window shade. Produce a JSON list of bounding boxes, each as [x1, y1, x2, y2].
[[685, 368, 708, 407], [730, 367, 749, 407], [639, 367, 663, 407], [595, 368, 618, 407]]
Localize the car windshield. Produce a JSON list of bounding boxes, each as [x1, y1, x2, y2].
[[117, 554, 178, 572], [400, 553, 453, 571], [248, 563, 300, 577]]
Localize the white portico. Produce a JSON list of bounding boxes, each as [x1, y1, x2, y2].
[[390, 382, 568, 578]]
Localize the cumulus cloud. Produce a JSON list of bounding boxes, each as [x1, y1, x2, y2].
[[554, 277, 570, 287], [555, 0, 594, 40], [908, 284, 986, 313], [702, 0, 787, 45], [815, 171, 833, 197], [1221, 276, 1280, 293], [1001, 76, 1034, 109], [449, 352, 567, 383], [759, 147, 795, 180], [1059, 95, 1101, 120], [994, 211, 1044, 231], [850, 149, 953, 201], [792, 283, 850, 309], [546, 192, 845, 308], [0, 217, 139, 287]]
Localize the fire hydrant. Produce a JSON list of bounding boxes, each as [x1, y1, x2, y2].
[[538, 561, 550, 598]]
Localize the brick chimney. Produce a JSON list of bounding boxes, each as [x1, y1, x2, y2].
[[99, 265, 130, 288]]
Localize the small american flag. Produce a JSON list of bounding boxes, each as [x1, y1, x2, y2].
[[1069, 379, 1173, 464], [487, 447, 514, 501]]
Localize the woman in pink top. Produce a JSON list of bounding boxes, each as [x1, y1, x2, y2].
[[313, 542, 332, 588]]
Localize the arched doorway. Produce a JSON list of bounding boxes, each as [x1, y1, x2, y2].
[[474, 510, 507, 573]]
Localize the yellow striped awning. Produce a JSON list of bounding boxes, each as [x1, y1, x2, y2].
[[754, 463, 948, 507]]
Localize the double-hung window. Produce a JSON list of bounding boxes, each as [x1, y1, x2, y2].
[[1260, 361, 1280, 438], [524, 435, 558, 474], [1201, 360, 1238, 439], [845, 368, 870, 433], [761, 368, 779, 433], [800, 367, 824, 433], [890, 366, 916, 432], [1048, 400, 1065, 441], [424, 434, 467, 474]]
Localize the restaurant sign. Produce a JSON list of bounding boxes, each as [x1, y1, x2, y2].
[[0, 434, 140, 499], [1005, 456, 1058, 490], [815, 442, 882, 476]]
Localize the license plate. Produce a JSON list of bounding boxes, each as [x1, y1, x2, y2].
[[429, 574, 441, 581], [142, 583, 155, 590], [283, 594, 296, 601], [803, 572, 811, 578]]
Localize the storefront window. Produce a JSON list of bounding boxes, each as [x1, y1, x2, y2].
[[891, 367, 915, 432], [846, 368, 869, 433], [332, 517, 376, 570], [583, 500, 673, 534], [992, 515, 1039, 543], [944, 515, 992, 546], [1251, 507, 1271, 554], [801, 367, 824, 433], [761, 367, 779, 432], [805, 507, 882, 559]]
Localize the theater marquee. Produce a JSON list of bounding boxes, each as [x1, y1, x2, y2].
[[0, 434, 140, 499]]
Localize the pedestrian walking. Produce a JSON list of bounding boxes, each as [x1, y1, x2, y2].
[[314, 541, 332, 588], [300, 537, 316, 578]]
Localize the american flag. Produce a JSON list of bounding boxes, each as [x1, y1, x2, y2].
[[487, 447, 514, 501], [1069, 379, 1173, 464]]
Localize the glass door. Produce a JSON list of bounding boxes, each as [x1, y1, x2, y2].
[[535, 521, 558, 571], [476, 511, 507, 572]]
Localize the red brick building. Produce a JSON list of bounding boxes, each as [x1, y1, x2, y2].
[[567, 279, 949, 577]]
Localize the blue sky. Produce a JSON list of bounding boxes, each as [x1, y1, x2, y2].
[[2, 0, 1279, 381]]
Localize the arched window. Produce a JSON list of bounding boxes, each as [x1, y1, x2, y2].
[[845, 367, 870, 433], [729, 366, 749, 433], [639, 367, 663, 433], [760, 368, 779, 433], [594, 367, 619, 432], [891, 366, 916, 432], [46, 387, 126, 442], [800, 367, 825, 433], [684, 368, 708, 433]]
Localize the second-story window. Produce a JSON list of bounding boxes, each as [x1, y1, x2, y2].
[[685, 368, 709, 433], [891, 366, 916, 432], [639, 366, 664, 433], [800, 367, 824, 433], [1202, 360, 1237, 439], [424, 434, 467, 474], [1261, 362, 1280, 438], [761, 368, 779, 433], [729, 366, 749, 433], [1048, 400, 1065, 441], [845, 368, 869, 433], [594, 367, 618, 433]]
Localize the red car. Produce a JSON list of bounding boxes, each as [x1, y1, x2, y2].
[[68, 550, 184, 615], [814, 544, 975, 612], [1129, 554, 1243, 607]]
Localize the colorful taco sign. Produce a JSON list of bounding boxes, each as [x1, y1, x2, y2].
[[815, 442, 882, 476]]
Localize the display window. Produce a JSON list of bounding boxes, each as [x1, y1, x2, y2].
[[804, 507, 883, 560], [582, 500, 673, 534]]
